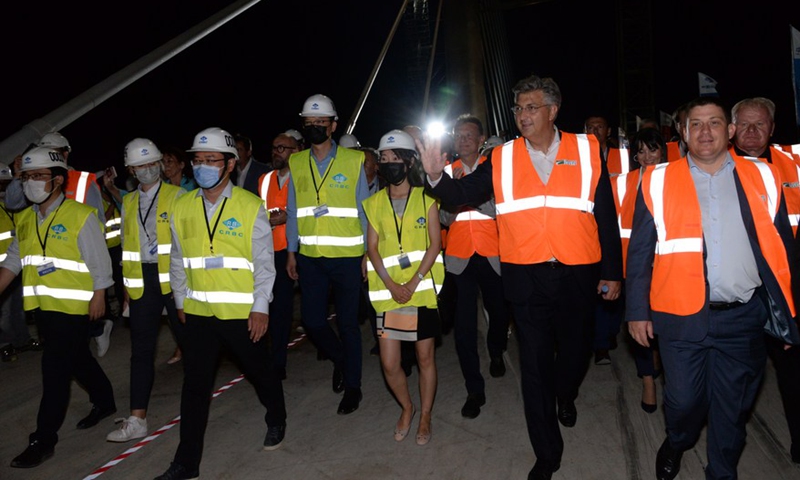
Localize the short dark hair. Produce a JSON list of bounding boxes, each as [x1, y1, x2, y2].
[[632, 127, 667, 163], [453, 114, 484, 136], [234, 133, 252, 151], [684, 97, 730, 123]]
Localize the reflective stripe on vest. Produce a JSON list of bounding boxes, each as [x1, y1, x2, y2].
[[614, 174, 631, 239], [607, 148, 630, 176], [73, 171, 90, 203]]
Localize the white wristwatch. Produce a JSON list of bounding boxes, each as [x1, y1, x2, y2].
[[417, 272, 425, 281]]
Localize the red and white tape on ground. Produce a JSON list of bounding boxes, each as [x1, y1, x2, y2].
[[82, 333, 307, 480]]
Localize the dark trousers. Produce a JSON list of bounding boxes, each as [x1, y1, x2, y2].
[[0, 276, 28, 346], [632, 337, 659, 378], [437, 271, 458, 333], [269, 250, 295, 370], [660, 297, 767, 480], [31, 310, 115, 448], [766, 333, 800, 455], [296, 254, 363, 389], [175, 314, 286, 471], [511, 262, 595, 465], [593, 288, 623, 350], [453, 255, 509, 395], [129, 263, 184, 410], [109, 245, 124, 314]]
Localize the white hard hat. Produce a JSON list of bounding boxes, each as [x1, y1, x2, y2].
[[38, 132, 71, 152], [338, 133, 360, 148], [284, 129, 304, 142], [20, 147, 67, 172], [0, 163, 12, 181], [186, 127, 239, 160], [299, 94, 338, 120], [124, 138, 163, 167], [378, 129, 417, 153]]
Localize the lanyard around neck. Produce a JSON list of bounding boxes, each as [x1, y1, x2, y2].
[[388, 188, 411, 253], [36, 197, 65, 258], [200, 195, 228, 255]]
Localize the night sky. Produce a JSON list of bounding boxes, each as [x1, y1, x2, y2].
[[2, 0, 799, 177]]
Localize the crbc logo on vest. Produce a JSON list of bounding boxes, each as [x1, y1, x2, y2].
[[217, 217, 244, 237]]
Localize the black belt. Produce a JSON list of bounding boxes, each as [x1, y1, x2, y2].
[[708, 301, 745, 311], [543, 260, 564, 269]]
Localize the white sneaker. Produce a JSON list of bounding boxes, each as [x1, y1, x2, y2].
[[106, 416, 148, 442], [95, 319, 113, 357]]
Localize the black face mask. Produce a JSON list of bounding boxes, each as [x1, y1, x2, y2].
[[378, 163, 407, 186], [302, 125, 329, 145]]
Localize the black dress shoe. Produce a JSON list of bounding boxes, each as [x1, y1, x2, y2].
[[461, 392, 486, 419], [528, 459, 560, 480], [332, 366, 344, 393], [337, 388, 362, 415], [655, 437, 683, 480], [76, 404, 117, 430], [557, 398, 576, 427], [153, 462, 199, 480], [263, 425, 286, 451], [10, 440, 54, 468], [489, 356, 506, 377]]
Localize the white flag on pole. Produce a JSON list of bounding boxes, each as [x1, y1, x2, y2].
[[698, 72, 719, 97]]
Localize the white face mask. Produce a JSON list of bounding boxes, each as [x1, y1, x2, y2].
[[23, 179, 53, 204], [135, 164, 162, 185]]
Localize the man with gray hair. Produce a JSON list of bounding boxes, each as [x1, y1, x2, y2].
[[419, 74, 622, 480], [731, 96, 800, 463]]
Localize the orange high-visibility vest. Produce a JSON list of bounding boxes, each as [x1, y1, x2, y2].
[[606, 147, 631, 176], [732, 146, 800, 236], [610, 169, 642, 276], [65, 170, 96, 204], [492, 133, 602, 265], [443, 157, 499, 259], [666, 141, 683, 163], [641, 156, 794, 316], [258, 170, 289, 252]]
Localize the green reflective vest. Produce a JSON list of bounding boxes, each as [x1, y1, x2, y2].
[[18, 200, 96, 314], [363, 187, 443, 313], [173, 187, 262, 320], [122, 182, 184, 299], [289, 147, 364, 257]]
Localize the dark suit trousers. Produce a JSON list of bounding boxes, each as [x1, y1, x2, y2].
[[765, 334, 800, 454], [269, 250, 295, 370], [453, 254, 509, 395], [296, 254, 363, 389], [129, 263, 183, 411], [32, 310, 116, 448], [510, 262, 595, 464], [175, 314, 286, 471], [660, 297, 767, 480]]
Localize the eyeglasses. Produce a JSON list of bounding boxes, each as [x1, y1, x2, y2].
[[20, 172, 52, 182], [191, 158, 226, 166], [303, 119, 331, 127], [510, 104, 552, 116], [271, 145, 297, 154]]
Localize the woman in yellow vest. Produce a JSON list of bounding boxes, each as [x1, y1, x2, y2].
[[107, 138, 187, 443], [364, 129, 444, 446]]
